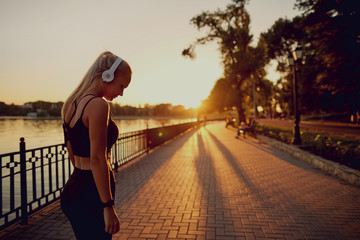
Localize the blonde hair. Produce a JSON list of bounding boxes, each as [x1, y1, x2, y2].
[[61, 51, 131, 119]]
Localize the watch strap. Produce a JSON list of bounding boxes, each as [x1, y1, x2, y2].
[[101, 199, 114, 208]]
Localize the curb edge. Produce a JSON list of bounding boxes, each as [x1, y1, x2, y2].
[[257, 135, 360, 187]]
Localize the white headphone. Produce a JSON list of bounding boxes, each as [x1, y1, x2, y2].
[[102, 57, 123, 82]]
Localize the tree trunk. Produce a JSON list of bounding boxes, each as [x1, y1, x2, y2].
[[237, 104, 246, 124]]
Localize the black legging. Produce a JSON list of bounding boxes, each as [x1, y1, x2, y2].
[[60, 168, 115, 240]]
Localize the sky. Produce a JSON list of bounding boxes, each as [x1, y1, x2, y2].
[[0, 0, 299, 109]]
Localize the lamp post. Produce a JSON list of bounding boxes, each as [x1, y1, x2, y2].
[[251, 74, 257, 120], [286, 46, 302, 145]]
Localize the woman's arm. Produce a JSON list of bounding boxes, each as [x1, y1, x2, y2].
[[88, 98, 111, 202], [87, 98, 120, 235]]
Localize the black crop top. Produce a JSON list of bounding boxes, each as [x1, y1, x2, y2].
[[63, 94, 119, 158]]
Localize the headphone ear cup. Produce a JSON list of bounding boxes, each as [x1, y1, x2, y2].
[[102, 57, 123, 83], [102, 70, 114, 82]]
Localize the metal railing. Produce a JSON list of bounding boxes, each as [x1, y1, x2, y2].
[[0, 140, 71, 230], [0, 121, 201, 230]]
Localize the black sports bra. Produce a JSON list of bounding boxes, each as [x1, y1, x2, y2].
[[63, 94, 119, 158]]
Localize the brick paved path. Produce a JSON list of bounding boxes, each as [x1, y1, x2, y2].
[[1, 122, 360, 239]]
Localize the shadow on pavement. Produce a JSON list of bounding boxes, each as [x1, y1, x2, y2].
[[206, 129, 345, 239], [115, 127, 199, 204]]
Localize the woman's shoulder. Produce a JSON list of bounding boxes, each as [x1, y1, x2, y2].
[[88, 97, 108, 106], [87, 97, 109, 115]]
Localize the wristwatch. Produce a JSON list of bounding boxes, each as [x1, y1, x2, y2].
[[101, 199, 114, 208]]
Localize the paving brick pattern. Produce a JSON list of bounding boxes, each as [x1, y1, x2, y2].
[[1, 122, 360, 239]]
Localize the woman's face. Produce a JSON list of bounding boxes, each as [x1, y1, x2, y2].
[[103, 71, 131, 101]]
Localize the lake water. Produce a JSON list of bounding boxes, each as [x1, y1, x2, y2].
[[0, 117, 196, 154]]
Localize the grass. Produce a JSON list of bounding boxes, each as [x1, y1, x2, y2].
[[255, 124, 360, 171]]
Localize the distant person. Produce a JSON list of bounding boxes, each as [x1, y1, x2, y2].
[[61, 51, 132, 239], [225, 115, 231, 128], [237, 121, 247, 138]]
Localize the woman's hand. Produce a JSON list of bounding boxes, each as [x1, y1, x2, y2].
[[104, 206, 120, 234]]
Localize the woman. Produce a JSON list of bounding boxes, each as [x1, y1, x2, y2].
[[61, 51, 132, 239]]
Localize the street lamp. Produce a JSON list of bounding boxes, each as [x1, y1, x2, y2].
[[287, 46, 302, 145], [293, 46, 303, 61], [251, 74, 257, 120]]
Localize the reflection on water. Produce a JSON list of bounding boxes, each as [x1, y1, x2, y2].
[[0, 117, 196, 154]]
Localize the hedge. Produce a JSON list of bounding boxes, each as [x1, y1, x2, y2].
[[255, 124, 360, 170]]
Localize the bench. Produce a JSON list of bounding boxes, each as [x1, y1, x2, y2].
[[237, 120, 257, 138]]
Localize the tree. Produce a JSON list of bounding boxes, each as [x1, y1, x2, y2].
[[206, 77, 234, 112], [296, 0, 360, 116], [254, 78, 276, 117], [0, 102, 30, 116], [262, 0, 360, 119], [0, 102, 10, 115], [32, 101, 52, 112], [260, 16, 319, 113], [152, 104, 172, 116], [182, 0, 269, 122], [172, 105, 186, 116]]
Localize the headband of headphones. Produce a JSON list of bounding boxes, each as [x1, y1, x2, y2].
[[102, 57, 123, 82]]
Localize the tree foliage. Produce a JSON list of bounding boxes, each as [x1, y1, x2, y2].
[[261, 0, 360, 116], [183, 0, 270, 122], [186, 0, 359, 122], [296, 0, 360, 115]]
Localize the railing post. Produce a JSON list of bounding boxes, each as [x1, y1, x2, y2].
[[20, 137, 28, 225], [146, 128, 150, 154], [114, 143, 119, 172]]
